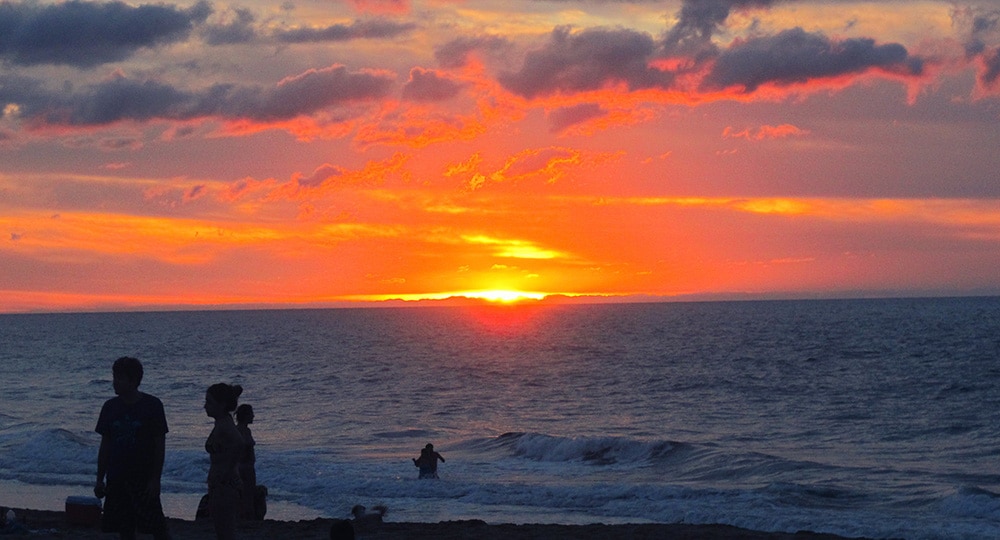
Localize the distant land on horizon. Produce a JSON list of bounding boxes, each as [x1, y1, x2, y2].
[[5, 289, 1000, 315]]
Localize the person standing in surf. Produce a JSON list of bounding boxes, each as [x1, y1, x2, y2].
[[412, 443, 445, 479]]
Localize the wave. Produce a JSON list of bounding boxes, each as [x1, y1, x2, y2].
[[4, 427, 1000, 538], [0, 428, 98, 481], [489, 432, 682, 466], [940, 486, 1000, 521], [481, 432, 836, 484]]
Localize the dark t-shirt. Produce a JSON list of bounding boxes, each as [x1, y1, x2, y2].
[[95, 393, 169, 483]]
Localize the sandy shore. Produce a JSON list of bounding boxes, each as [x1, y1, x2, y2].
[[0, 507, 877, 539]]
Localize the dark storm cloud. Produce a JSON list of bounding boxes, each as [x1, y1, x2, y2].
[[701, 28, 923, 92], [1, 66, 395, 126], [64, 78, 193, 124], [981, 49, 1000, 86], [498, 0, 777, 98], [971, 10, 1000, 34], [0, 72, 46, 102], [960, 9, 998, 59], [966, 38, 987, 58], [401, 68, 463, 101], [0, 0, 211, 67], [663, 0, 777, 56], [435, 35, 512, 68], [498, 26, 673, 98], [273, 19, 416, 43], [217, 65, 396, 121], [960, 9, 1000, 88], [499, 0, 924, 101]]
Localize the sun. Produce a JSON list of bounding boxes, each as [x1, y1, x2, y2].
[[459, 289, 546, 304], [344, 289, 549, 304]]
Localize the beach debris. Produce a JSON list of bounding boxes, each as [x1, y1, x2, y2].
[[350, 504, 387, 533]]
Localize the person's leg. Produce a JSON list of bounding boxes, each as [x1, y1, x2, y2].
[[102, 480, 136, 539], [133, 483, 170, 540], [209, 484, 240, 540], [239, 467, 257, 519]]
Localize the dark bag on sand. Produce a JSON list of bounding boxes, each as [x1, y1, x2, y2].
[[195, 485, 266, 521], [329, 519, 355, 540], [253, 485, 268, 520]]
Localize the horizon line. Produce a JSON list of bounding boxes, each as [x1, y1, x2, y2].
[[3, 289, 999, 316]]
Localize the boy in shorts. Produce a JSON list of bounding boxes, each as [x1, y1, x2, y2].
[[95, 357, 172, 540]]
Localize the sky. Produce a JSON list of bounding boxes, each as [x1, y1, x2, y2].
[[2, 0, 1000, 312]]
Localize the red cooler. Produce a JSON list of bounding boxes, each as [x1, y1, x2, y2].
[[65, 496, 101, 526]]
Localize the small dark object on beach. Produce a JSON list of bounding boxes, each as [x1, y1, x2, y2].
[[329, 518, 355, 540]]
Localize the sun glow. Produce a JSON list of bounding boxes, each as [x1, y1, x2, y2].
[[350, 289, 548, 304], [460, 289, 547, 303]]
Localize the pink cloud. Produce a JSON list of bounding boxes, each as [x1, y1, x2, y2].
[[723, 124, 810, 140], [348, 0, 410, 15]]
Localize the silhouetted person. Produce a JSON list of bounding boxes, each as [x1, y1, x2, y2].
[[413, 443, 445, 479], [204, 383, 244, 540], [235, 404, 259, 519], [95, 356, 172, 540]]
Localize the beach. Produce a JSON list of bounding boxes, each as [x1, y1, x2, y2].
[[4, 507, 874, 539]]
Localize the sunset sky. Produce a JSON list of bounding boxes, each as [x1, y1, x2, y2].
[[2, 0, 1000, 312]]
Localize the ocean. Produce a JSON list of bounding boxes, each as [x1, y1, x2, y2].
[[1, 297, 999, 539]]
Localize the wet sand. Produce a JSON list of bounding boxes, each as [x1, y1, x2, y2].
[[2, 507, 877, 539]]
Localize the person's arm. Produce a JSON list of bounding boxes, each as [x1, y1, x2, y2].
[[95, 435, 109, 498], [146, 433, 166, 495], [437, 452, 445, 463]]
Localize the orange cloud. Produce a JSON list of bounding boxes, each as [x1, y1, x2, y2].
[[448, 146, 623, 191], [460, 234, 570, 260], [353, 61, 522, 149]]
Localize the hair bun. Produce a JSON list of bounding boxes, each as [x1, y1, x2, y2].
[[233, 384, 244, 398]]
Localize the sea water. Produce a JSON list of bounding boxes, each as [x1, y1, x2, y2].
[[1, 298, 999, 539]]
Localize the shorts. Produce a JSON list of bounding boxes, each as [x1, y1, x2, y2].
[[101, 478, 169, 535]]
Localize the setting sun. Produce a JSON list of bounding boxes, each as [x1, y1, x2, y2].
[[460, 290, 547, 303], [349, 289, 549, 304]]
